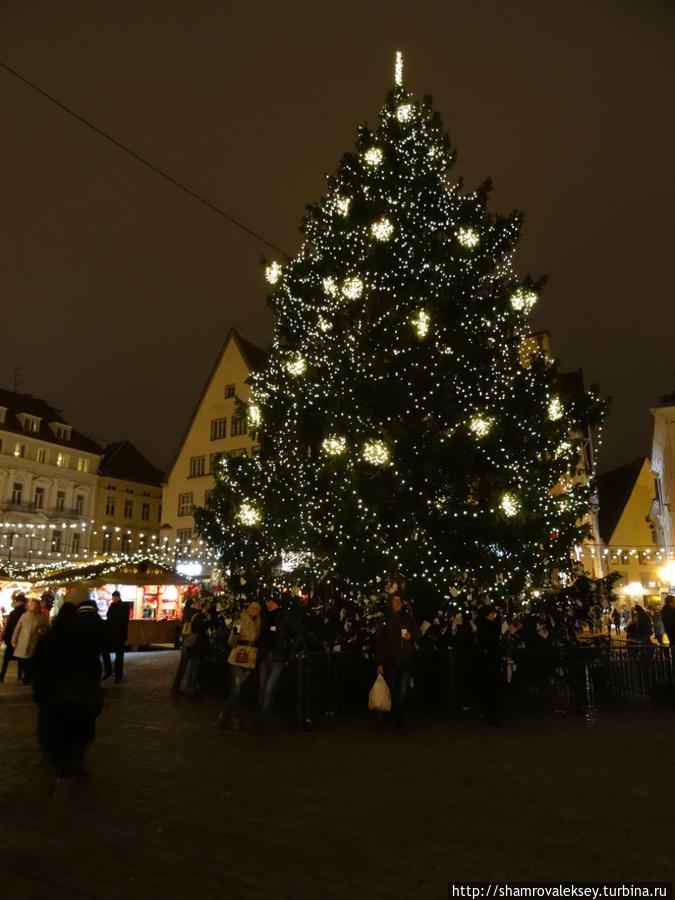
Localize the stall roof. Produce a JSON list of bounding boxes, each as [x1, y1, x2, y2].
[[24, 557, 197, 588]]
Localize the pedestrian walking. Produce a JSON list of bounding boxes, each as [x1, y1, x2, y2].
[[255, 595, 303, 731], [33, 586, 106, 790], [375, 594, 420, 734], [475, 603, 504, 726], [215, 601, 261, 730], [652, 608, 665, 645], [12, 596, 49, 685], [0, 593, 27, 682], [183, 598, 214, 698], [171, 594, 198, 694], [661, 595, 675, 647], [612, 607, 621, 635], [602, 609, 612, 637], [101, 590, 130, 682]]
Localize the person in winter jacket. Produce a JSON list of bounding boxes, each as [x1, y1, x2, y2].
[[33, 586, 106, 784], [375, 594, 420, 733], [216, 601, 261, 730], [12, 596, 49, 685], [255, 596, 303, 729], [0, 594, 27, 682], [171, 595, 198, 694], [475, 603, 504, 726], [184, 598, 214, 697], [101, 590, 130, 682]]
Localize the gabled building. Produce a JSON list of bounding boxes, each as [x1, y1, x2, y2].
[[93, 441, 164, 557], [0, 389, 102, 564], [161, 328, 267, 562], [596, 457, 663, 607]]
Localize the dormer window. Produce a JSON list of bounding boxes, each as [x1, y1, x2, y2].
[[51, 422, 72, 441], [20, 414, 41, 433]]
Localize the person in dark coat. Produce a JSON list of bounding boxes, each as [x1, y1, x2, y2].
[[375, 594, 420, 733], [184, 599, 214, 697], [611, 607, 621, 635], [255, 596, 303, 730], [101, 590, 130, 682], [0, 594, 27, 682], [32, 586, 106, 785], [171, 595, 198, 694], [475, 603, 504, 726], [661, 595, 675, 648]]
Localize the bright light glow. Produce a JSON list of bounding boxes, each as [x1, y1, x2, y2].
[[342, 277, 364, 300], [323, 276, 338, 296], [554, 440, 572, 459], [548, 396, 564, 421], [364, 147, 383, 167], [658, 560, 675, 584], [322, 435, 347, 456], [176, 562, 202, 577], [238, 503, 261, 526], [363, 440, 390, 466], [457, 227, 479, 249], [411, 309, 430, 337], [370, 217, 394, 241], [265, 261, 282, 284], [396, 104, 412, 122], [318, 317, 333, 332], [470, 416, 493, 438], [395, 50, 403, 86], [286, 356, 306, 376], [500, 493, 520, 517], [335, 196, 351, 217], [281, 550, 305, 573], [624, 581, 644, 598], [249, 405, 261, 426], [510, 288, 538, 312]]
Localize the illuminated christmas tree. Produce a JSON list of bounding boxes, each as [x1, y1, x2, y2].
[[196, 54, 605, 610]]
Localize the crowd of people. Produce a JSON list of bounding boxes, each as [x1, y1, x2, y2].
[[601, 598, 675, 645]]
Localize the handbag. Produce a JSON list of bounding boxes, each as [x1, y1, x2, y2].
[[228, 644, 258, 669], [368, 674, 391, 712]]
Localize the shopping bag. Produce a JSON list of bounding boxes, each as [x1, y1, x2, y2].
[[368, 674, 391, 712]]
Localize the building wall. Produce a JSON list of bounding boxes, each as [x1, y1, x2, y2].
[[92, 475, 162, 557], [162, 337, 259, 553], [0, 431, 100, 563], [650, 404, 675, 555]]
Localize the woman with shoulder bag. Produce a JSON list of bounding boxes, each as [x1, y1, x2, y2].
[[215, 601, 260, 730]]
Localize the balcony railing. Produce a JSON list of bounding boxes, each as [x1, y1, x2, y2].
[[0, 499, 86, 518]]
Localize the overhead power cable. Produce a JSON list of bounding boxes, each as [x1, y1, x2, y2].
[[0, 58, 289, 257]]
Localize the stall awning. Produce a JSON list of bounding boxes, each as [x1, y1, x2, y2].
[[23, 557, 197, 588]]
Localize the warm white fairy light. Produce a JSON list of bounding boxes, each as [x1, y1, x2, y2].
[[238, 503, 261, 526], [335, 196, 351, 217], [470, 416, 493, 438], [342, 276, 364, 300], [265, 261, 282, 284], [322, 435, 347, 456], [457, 228, 479, 249], [318, 317, 333, 332], [363, 147, 383, 167], [555, 440, 572, 459], [548, 396, 564, 421], [323, 276, 338, 296], [500, 493, 520, 517], [370, 217, 394, 241], [510, 288, 538, 312], [363, 440, 390, 466], [249, 405, 261, 426], [286, 356, 306, 376], [396, 104, 412, 122], [411, 309, 430, 337], [395, 50, 403, 86]]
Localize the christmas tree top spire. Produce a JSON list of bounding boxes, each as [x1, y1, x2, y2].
[[394, 50, 403, 87]]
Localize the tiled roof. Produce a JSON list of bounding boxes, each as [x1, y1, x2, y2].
[[99, 441, 163, 486], [0, 388, 102, 455]]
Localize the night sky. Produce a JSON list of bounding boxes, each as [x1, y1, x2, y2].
[[2, 1, 673, 474]]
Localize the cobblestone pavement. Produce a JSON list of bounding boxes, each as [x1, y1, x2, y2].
[[1, 650, 673, 900]]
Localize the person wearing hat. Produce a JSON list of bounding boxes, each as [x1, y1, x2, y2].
[[101, 590, 130, 682], [0, 593, 27, 682]]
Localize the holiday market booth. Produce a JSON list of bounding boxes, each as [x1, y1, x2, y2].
[[27, 557, 198, 647]]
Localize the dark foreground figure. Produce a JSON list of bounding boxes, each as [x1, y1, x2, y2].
[[33, 587, 105, 780]]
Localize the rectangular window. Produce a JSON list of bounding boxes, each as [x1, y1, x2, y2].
[[14, 442, 25, 458], [52, 530, 62, 553], [56, 452, 70, 468], [225, 383, 236, 398], [121, 533, 131, 553], [34, 486, 45, 509], [205, 489, 214, 505], [124, 499, 133, 519], [178, 492, 193, 516], [189, 456, 205, 478], [209, 452, 221, 473], [157, 504, 162, 522], [11, 482, 23, 505], [210, 417, 227, 440], [54, 424, 71, 440], [75, 495, 85, 515], [72, 533, 81, 554], [102, 533, 112, 554], [23, 415, 40, 432], [77, 457, 89, 473], [141, 502, 150, 521], [36, 447, 46, 464], [55, 491, 66, 512], [105, 496, 116, 516], [177, 528, 192, 544], [231, 416, 247, 437]]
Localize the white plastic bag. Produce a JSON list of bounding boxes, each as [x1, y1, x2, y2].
[[368, 674, 391, 712]]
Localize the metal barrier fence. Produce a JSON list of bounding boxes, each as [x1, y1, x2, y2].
[[287, 643, 675, 726]]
